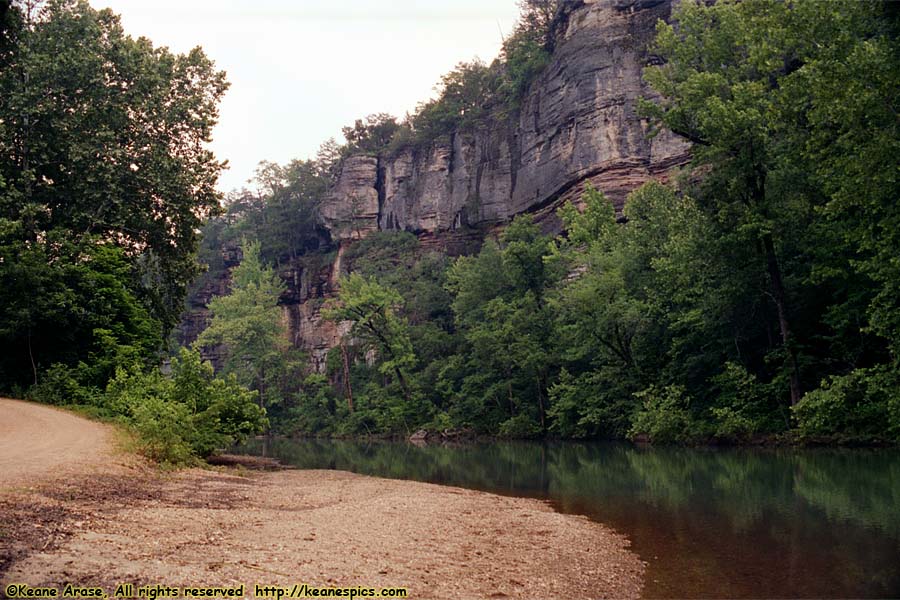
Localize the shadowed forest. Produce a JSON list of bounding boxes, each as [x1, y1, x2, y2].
[[1, 1, 898, 463]]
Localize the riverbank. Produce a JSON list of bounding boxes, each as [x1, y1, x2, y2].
[[0, 399, 644, 599]]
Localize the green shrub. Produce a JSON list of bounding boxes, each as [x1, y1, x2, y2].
[[499, 30, 550, 105], [548, 369, 639, 439], [792, 366, 900, 442], [103, 348, 268, 464], [102, 365, 167, 418], [335, 407, 380, 437], [427, 411, 454, 433], [709, 362, 782, 441], [498, 413, 542, 439], [281, 374, 338, 435], [28, 363, 96, 406], [629, 385, 699, 444], [130, 395, 196, 466]]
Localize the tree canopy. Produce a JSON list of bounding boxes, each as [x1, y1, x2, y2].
[[267, 0, 899, 444], [0, 0, 229, 391]]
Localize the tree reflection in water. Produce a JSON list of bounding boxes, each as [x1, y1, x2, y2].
[[237, 439, 900, 598]]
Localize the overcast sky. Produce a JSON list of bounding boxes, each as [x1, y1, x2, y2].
[[90, 0, 521, 193]]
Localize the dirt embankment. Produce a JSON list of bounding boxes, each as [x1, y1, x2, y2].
[[0, 398, 644, 599]]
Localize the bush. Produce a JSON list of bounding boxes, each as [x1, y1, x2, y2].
[[548, 369, 639, 439], [709, 362, 783, 441], [103, 348, 268, 464], [130, 395, 196, 466], [278, 374, 338, 435], [499, 413, 543, 439], [499, 29, 550, 105], [28, 363, 97, 406], [629, 385, 699, 444], [426, 411, 454, 433], [792, 365, 900, 442]]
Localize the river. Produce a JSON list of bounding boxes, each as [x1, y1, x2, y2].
[[235, 439, 900, 598]]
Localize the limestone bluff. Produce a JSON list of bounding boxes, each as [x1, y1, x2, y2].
[[178, 0, 691, 371]]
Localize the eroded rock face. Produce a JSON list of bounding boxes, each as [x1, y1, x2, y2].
[[279, 249, 351, 371], [176, 246, 242, 370], [181, 0, 690, 373], [321, 0, 689, 239], [177, 248, 347, 373], [319, 155, 380, 241]]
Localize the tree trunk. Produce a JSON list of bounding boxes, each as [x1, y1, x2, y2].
[[394, 367, 411, 401], [257, 370, 266, 409], [763, 233, 802, 406], [341, 343, 354, 413], [26, 329, 37, 387], [536, 375, 546, 432]]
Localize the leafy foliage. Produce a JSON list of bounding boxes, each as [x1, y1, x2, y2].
[[12, 0, 900, 449], [792, 366, 900, 443], [104, 348, 267, 464], [0, 0, 228, 394], [324, 274, 417, 401], [636, 0, 900, 438], [194, 239, 305, 412], [342, 114, 402, 156], [629, 385, 699, 445], [184, 1, 898, 447]]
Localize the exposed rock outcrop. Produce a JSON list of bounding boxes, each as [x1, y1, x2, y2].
[[177, 248, 348, 372], [183, 0, 690, 372], [320, 155, 381, 241], [319, 0, 690, 240], [176, 245, 242, 370]]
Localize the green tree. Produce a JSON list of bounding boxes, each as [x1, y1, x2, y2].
[[442, 216, 557, 435], [194, 239, 289, 408], [104, 347, 267, 463], [341, 113, 401, 155], [0, 0, 228, 391], [497, 1, 559, 104], [550, 184, 676, 437], [639, 0, 899, 438], [641, 0, 823, 405], [323, 273, 416, 400], [251, 159, 328, 265]]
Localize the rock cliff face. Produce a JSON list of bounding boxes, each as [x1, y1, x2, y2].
[[178, 248, 351, 372], [278, 252, 351, 371], [176, 246, 242, 370], [183, 0, 690, 372], [320, 0, 689, 241]]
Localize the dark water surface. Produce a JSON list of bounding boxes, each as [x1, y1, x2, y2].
[[235, 439, 900, 598]]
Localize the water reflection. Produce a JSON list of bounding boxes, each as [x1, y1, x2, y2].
[[236, 439, 900, 598]]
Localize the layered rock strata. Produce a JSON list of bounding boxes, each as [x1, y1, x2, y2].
[[320, 0, 689, 240], [185, 0, 690, 371]]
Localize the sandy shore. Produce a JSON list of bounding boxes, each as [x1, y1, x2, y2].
[[0, 399, 644, 599]]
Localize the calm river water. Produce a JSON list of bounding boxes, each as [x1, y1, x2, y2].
[[235, 439, 900, 598]]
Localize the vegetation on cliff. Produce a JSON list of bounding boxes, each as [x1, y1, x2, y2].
[[3, 0, 897, 450], [275, 0, 897, 443], [338, 0, 562, 156]]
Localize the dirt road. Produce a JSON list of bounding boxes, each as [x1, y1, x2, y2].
[[0, 398, 644, 599], [0, 399, 118, 488]]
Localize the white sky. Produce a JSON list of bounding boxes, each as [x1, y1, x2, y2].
[[90, 0, 521, 193]]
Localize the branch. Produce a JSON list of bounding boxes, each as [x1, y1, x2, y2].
[[668, 126, 711, 147]]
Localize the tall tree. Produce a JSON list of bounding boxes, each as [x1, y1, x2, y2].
[[641, 0, 899, 415], [323, 273, 416, 400], [0, 0, 228, 390], [641, 0, 810, 405], [443, 216, 557, 435], [194, 239, 288, 408], [251, 159, 328, 265]]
